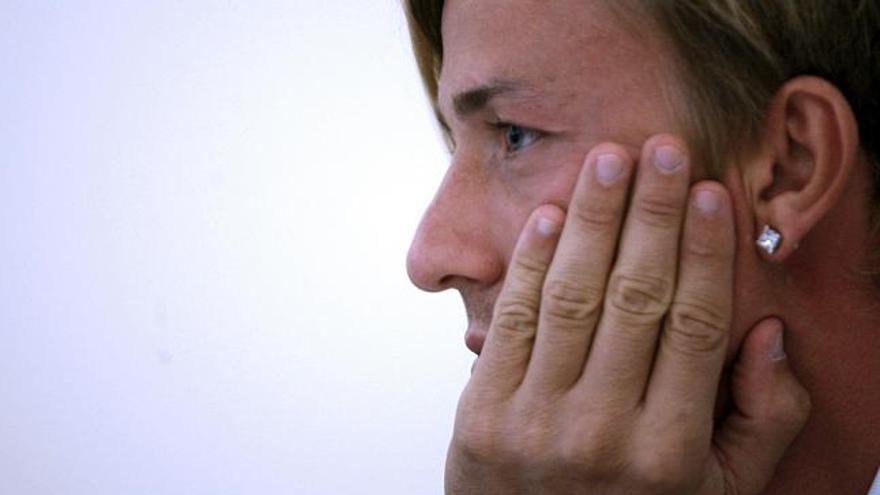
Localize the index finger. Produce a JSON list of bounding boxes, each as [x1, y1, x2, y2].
[[472, 205, 565, 396]]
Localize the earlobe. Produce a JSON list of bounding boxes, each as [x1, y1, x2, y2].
[[744, 76, 861, 262]]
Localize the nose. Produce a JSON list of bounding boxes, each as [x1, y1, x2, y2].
[[406, 163, 503, 292]]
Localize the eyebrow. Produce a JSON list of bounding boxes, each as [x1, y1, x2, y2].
[[453, 82, 519, 116], [435, 79, 525, 130]]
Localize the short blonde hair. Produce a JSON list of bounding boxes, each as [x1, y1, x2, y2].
[[404, 0, 880, 242]]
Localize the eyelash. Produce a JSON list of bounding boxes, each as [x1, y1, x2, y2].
[[495, 122, 542, 155], [439, 121, 543, 157]]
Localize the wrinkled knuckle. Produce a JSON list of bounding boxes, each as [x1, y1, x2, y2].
[[683, 230, 725, 258], [513, 253, 548, 283], [494, 297, 538, 335], [569, 196, 619, 232], [665, 301, 729, 355], [608, 272, 671, 320], [542, 279, 603, 325], [633, 193, 682, 229]]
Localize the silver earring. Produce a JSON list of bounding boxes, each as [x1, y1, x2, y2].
[[756, 225, 783, 255]]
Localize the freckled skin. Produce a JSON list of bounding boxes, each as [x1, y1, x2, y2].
[[406, 0, 880, 493]]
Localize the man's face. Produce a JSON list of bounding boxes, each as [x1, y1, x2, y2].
[[407, 0, 748, 358]]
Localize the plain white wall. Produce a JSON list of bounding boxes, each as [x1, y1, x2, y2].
[[0, 2, 472, 493]]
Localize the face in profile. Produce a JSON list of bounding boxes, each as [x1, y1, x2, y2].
[[407, 0, 763, 358], [405, 1, 880, 490]]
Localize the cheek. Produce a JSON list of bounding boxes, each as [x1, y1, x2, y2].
[[726, 253, 767, 364], [486, 179, 535, 263], [501, 143, 587, 208], [490, 142, 609, 266], [478, 163, 576, 270]]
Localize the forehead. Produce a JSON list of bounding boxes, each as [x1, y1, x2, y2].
[[438, 0, 671, 124]]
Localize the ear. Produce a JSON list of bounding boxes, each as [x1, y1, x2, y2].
[[743, 76, 861, 261]]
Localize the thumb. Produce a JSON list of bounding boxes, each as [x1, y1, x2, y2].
[[712, 318, 812, 495]]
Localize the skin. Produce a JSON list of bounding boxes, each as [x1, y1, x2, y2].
[[406, 0, 880, 493]]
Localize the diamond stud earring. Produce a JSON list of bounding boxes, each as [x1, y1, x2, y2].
[[756, 225, 783, 255]]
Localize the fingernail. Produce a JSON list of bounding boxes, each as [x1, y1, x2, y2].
[[536, 215, 561, 236], [694, 190, 722, 216], [595, 153, 625, 185], [655, 145, 684, 173], [770, 328, 787, 361]]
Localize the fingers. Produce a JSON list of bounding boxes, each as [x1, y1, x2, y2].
[[712, 318, 811, 495], [579, 135, 691, 401], [645, 181, 735, 435], [524, 146, 633, 393], [474, 205, 565, 396]]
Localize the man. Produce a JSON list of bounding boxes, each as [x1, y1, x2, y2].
[[404, 1, 879, 494]]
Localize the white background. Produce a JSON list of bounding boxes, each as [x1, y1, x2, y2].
[[0, 2, 471, 493]]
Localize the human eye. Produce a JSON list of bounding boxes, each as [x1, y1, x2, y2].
[[497, 123, 542, 154]]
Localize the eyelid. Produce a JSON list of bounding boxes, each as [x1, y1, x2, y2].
[[495, 121, 543, 155], [436, 114, 545, 157], [437, 119, 456, 153], [433, 107, 456, 152], [493, 120, 543, 135]]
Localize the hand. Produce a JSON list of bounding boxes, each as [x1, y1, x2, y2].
[[445, 135, 811, 494]]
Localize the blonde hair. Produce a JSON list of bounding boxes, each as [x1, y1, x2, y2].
[[404, 0, 880, 244]]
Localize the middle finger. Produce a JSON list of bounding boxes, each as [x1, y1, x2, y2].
[[578, 134, 691, 404]]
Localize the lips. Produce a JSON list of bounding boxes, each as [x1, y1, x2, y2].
[[465, 328, 486, 355]]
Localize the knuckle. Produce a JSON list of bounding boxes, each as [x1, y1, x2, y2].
[[683, 229, 726, 259], [557, 432, 623, 477], [569, 195, 620, 231], [509, 420, 555, 466], [554, 404, 631, 476], [454, 408, 504, 462], [633, 193, 683, 229], [542, 279, 603, 325], [636, 453, 692, 492], [512, 252, 549, 285], [792, 385, 813, 418], [771, 382, 813, 429], [493, 297, 538, 336], [664, 300, 729, 355], [607, 271, 671, 320], [455, 402, 557, 468]]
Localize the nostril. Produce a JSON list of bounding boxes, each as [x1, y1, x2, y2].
[[407, 264, 445, 293], [437, 274, 456, 290]]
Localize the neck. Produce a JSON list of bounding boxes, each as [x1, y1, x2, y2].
[[764, 233, 880, 494]]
